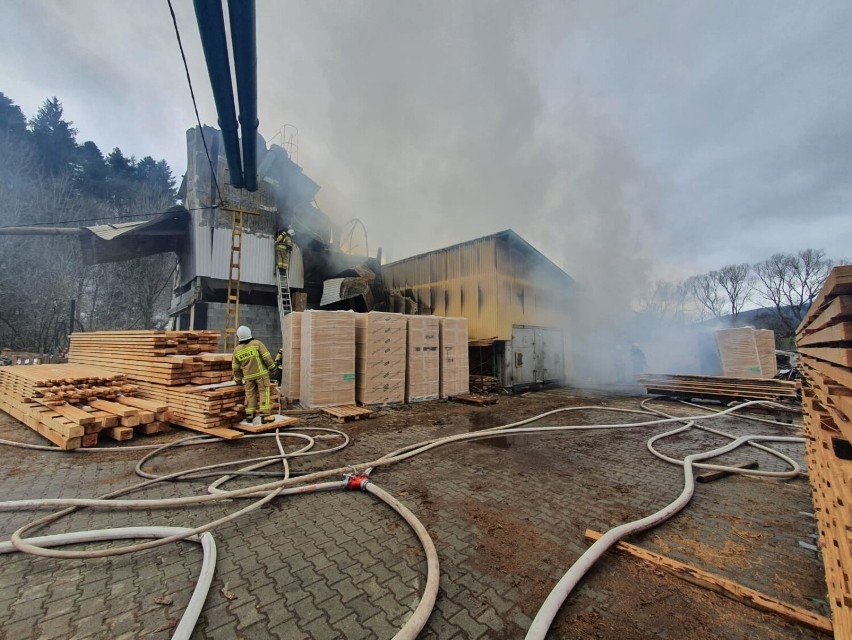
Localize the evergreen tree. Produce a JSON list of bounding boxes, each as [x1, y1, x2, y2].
[[0, 92, 27, 137], [28, 97, 78, 175]]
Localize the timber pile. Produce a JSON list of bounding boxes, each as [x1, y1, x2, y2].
[[0, 363, 171, 449], [796, 265, 852, 637], [68, 330, 253, 438], [69, 331, 227, 385], [637, 373, 798, 402], [470, 375, 502, 394], [715, 327, 777, 378]]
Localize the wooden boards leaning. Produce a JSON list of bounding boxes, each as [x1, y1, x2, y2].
[[796, 265, 852, 638]]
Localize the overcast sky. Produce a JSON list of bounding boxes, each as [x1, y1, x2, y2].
[[1, 1, 850, 293]]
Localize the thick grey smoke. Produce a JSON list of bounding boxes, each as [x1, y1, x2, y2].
[[258, 1, 656, 309]]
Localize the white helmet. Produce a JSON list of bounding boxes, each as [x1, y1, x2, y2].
[[236, 325, 252, 341], [287, 227, 295, 235]]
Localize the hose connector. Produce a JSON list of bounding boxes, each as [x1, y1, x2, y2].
[[345, 473, 370, 491]]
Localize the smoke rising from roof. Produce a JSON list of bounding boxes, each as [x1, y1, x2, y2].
[[258, 1, 656, 310]]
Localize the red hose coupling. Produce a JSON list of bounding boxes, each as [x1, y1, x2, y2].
[[346, 474, 370, 490]]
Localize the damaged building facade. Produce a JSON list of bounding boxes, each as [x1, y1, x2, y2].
[[382, 231, 578, 388], [167, 126, 383, 351]]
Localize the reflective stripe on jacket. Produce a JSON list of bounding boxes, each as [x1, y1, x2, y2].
[[232, 339, 275, 382]]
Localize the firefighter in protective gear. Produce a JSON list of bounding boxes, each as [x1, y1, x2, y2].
[[275, 228, 294, 270], [273, 348, 283, 385], [232, 325, 275, 425]]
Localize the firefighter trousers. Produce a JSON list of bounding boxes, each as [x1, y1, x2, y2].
[[276, 246, 289, 269], [244, 376, 272, 417]]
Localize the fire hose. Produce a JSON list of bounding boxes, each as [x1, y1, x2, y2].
[[0, 400, 805, 639]]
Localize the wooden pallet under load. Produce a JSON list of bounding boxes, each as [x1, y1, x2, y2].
[[796, 265, 852, 638], [0, 363, 172, 449], [637, 373, 799, 402]]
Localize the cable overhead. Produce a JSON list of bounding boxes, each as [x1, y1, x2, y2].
[[167, 0, 225, 205]]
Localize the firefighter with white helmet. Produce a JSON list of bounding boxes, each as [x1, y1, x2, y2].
[[232, 325, 275, 425]]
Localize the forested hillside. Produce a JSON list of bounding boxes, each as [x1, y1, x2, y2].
[[0, 92, 179, 353]]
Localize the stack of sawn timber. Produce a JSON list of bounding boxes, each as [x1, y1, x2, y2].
[[68, 330, 247, 438], [637, 373, 798, 402], [796, 265, 852, 638], [715, 327, 778, 378], [0, 363, 171, 449], [69, 331, 226, 385]]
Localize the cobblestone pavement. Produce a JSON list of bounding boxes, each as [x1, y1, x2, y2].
[[0, 389, 829, 639]]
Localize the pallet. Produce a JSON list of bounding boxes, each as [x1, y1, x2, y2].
[[235, 415, 300, 433], [450, 393, 498, 406], [321, 405, 374, 423]]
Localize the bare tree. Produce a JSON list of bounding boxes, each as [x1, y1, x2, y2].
[[685, 273, 725, 320], [638, 279, 691, 323], [754, 249, 835, 333], [713, 263, 753, 321]]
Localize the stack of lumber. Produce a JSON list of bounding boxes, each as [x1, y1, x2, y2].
[[280, 312, 302, 403], [469, 375, 502, 394], [637, 373, 798, 402], [797, 265, 852, 637], [69, 331, 226, 385], [355, 312, 406, 405], [406, 316, 440, 403], [715, 327, 777, 378], [68, 330, 254, 438], [0, 363, 171, 449], [133, 381, 247, 439], [439, 317, 469, 398], [300, 311, 356, 408]]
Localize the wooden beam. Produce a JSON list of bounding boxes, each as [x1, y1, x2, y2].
[[696, 461, 759, 483], [584, 529, 833, 635]]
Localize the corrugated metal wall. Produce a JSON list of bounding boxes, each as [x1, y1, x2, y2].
[[382, 233, 575, 341], [382, 236, 499, 339]]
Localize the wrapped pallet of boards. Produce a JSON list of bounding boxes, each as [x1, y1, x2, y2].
[[355, 312, 407, 405], [406, 316, 440, 403], [439, 317, 469, 398], [715, 327, 776, 378], [300, 311, 356, 408], [279, 312, 302, 403]]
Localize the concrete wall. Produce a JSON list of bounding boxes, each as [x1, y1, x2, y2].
[[205, 302, 281, 355]]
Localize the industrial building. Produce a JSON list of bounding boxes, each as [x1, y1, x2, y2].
[[382, 230, 578, 388]]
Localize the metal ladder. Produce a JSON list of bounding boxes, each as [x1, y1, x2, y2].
[[276, 266, 292, 325]]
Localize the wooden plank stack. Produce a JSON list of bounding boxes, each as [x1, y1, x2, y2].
[[68, 330, 248, 438], [715, 327, 777, 378], [300, 311, 356, 408], [0, 363, 171, 449], [797, 265, 852, 638], [69, 331, 227, 385], [439, 317, 469, 398], [355, 312, 406, 406], [405, 316, 440, 403], [637, 373, 798, 402], [280, 312, 302, 404]]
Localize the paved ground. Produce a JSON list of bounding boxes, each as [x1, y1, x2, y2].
[[0, 388, 830, 639]]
